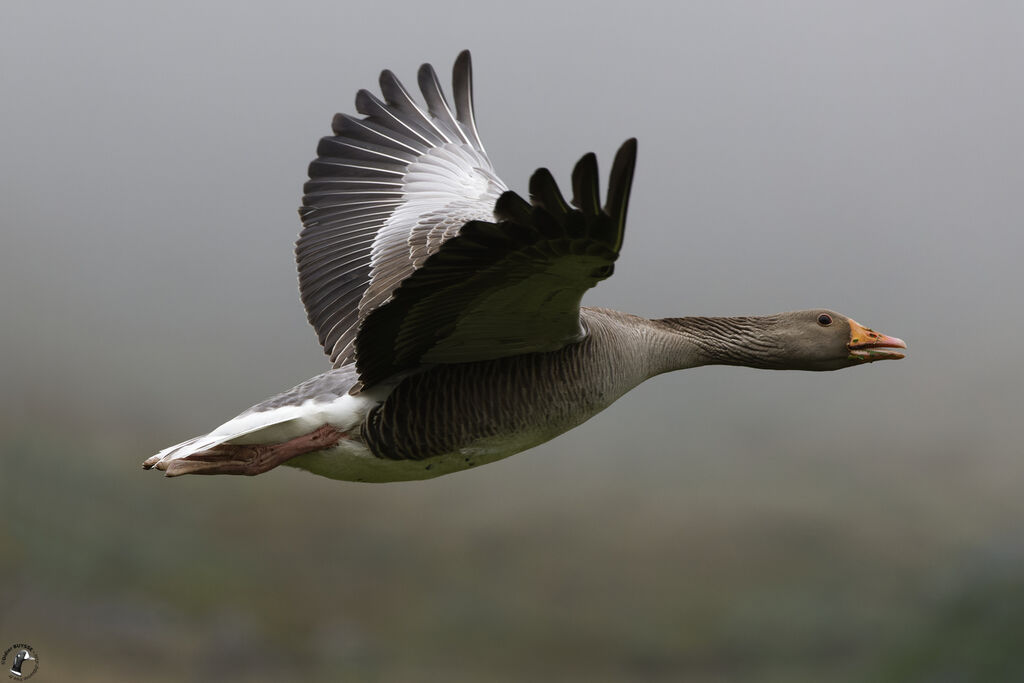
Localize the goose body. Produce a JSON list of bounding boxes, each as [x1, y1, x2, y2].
[[144, 52, 905, 482]]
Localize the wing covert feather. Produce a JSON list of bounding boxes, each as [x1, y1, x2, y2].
[[354, 139, 638, 389]]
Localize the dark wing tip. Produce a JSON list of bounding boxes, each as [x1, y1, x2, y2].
[[604, 138, 638, 251], [377, 69, 407, 106], [354, 88, 379, 117], [529, 167, 570, 216], [330, 112, 346, 136], [570, 152, 601, 216], [616, 137, 638, 163], [493, 190, 532, 224], [416, 62, 442, 104], [417, 61, 437, 81], [452, 50, 485, 153]]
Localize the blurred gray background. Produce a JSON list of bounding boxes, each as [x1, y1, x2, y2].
[[2, 1, 1022, 681]]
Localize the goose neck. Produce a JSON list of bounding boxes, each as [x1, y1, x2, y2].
[[649, 315, 786, 374]]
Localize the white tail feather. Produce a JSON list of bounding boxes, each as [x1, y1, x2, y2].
[[146, 393, 376, 469]]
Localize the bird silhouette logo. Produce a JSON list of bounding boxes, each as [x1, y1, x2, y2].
[[1, 644, 38, 680]]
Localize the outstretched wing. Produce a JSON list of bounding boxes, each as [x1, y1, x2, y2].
[[298, 51, 507, 368], [354, 139, 638, 389]]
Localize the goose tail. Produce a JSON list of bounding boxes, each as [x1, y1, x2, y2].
[[143, 369, 375, 476]]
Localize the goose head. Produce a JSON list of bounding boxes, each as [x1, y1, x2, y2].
[[774, 309, 906, 371]]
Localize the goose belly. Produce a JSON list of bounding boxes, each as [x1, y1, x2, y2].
[[285, 427, 555, 483], [287, 354, 630, 482]]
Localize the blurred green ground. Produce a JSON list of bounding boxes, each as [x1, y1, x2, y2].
[[3, 415, 1022, 682]]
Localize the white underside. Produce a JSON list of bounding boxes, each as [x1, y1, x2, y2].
[[284, 429, 550, 483], [149, 392, 378, 465]]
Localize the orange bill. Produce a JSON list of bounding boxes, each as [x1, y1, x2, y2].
[[848, 319, 907, 362]]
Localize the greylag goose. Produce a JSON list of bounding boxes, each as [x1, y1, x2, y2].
[[144, 51, 906, 482]]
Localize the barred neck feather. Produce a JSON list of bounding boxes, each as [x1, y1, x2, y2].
[[650, 315, 790, 373]]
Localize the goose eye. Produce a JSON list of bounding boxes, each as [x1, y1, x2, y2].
[[817, 314, 833, 326]]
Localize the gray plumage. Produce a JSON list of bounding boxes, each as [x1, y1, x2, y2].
[[143, 51, 905, 481], [248, 366, 359, 412]]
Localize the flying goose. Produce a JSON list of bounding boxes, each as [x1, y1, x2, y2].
[[144, 51, 906, 482]]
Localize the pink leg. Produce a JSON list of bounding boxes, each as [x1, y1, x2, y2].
[[159, 424, 347, 477]]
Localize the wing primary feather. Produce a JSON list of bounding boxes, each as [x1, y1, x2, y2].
[[297, 204, 396, 225], [571, 152, 601, 217], [297, 232, 381, 265], [308, 159, 405, 178], [297, 213, 392, 243], [529, 167, 570, 216], [333, 113, 427, 156], [493, 190, 533, 224], [452, 50, 486, 154], [297, 223, 390, 254], [417, 63, 469, 145], [305, 178, 404, 189], [318, 132, 417, 164], [299, 249, 376, 295], [377, 69, 454, 145], [603, 138, 638, 252], [302, 190, 404, 203], [354, 89, 436, 149]]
